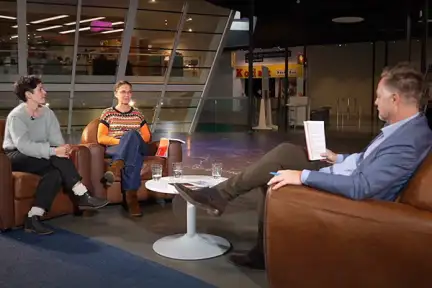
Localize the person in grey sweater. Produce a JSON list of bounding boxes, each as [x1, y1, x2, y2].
[[2, 75, 109, 235]]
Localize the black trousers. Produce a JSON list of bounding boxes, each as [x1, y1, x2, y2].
[[6, 151, 82, 211]]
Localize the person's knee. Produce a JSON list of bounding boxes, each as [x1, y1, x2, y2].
[[274, 142, 298, 152], [120, 130, 141, 145], [45, 168, 62, 183]]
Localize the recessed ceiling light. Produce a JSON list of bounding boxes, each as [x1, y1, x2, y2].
[[0, 15, 16, 20], [101, 28, 124, 34], [36, 25, 62, 31], [332, 16, 364, 23], [64, 17, 105, 26], [59, 27, 90, 34], [31, 15, 69, 24]]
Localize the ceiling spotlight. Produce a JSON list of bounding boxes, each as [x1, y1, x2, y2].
[[332, 16, 364, 23]]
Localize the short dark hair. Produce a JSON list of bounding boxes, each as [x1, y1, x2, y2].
[[381, 62, 424, 104], [114, 80, 132, 92], [13, 75, 42, 102]]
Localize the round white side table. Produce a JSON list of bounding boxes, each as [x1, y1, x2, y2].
[[145, 175, 231, 260]]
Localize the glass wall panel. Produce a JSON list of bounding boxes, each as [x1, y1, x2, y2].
[[26, 1, 78, 83], [75, 2, 128, 83], [194, 97, 249, 132], [0, 91, 19, 119], [0, 0, 19, 82], [129, 91, 160, 124], [43, 91, 71, 127], [168, 2, 229, 84], [70, 91, 116, 128], [127, 1, 183, 80], [158, 91, 201, 123], [68, 91, 159, 128]]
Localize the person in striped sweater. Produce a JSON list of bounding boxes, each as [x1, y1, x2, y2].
[[97, 80, 151, 217]]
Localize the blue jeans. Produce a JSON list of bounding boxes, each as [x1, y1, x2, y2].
[[105, 130, 148, 191]]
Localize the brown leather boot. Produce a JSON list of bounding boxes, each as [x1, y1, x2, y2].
[[124, 190, 142, 217]]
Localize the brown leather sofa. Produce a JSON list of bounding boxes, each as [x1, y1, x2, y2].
[[0, 119, 92, 231], [80, 119, 182, 204], [265, 153, 432, 288]]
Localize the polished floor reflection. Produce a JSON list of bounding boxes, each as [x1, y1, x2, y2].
[[53, 131, 374, 288]]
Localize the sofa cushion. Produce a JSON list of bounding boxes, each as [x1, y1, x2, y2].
[[104, 156, 167, 181], [13, 172, 40, 199]]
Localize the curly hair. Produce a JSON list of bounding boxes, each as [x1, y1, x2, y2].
[[13, 75, 42, 102]]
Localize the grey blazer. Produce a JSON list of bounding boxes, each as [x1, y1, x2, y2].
[[304, 114, 432, 200]]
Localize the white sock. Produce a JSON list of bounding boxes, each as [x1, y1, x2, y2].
[[72, 182, 88, 196], [28, 206, 45, 217]]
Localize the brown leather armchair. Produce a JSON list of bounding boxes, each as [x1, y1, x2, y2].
[[0, 119, 93, 231], [265, 153, 432, 288], [80, 119, 182, 204]]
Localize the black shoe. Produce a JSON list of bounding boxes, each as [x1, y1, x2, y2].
[[77, 193, 109, 210], [228, 252, 265, 270], [173, 183, 228, 216], [24, 216, 54, 235]]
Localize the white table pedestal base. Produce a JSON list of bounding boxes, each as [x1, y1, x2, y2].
[[153, 233, 231, 260], [146, 176, 231, 261]]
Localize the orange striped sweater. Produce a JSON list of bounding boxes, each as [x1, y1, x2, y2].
[[97, 106, 151, 146]]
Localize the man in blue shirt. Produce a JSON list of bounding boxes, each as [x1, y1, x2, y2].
[[174, 62, 432, 270]]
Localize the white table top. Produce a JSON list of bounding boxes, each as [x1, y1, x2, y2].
[[145, 175, 227, 194]]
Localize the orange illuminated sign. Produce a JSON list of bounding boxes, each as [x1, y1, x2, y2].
[[235, 64, 303, 78]]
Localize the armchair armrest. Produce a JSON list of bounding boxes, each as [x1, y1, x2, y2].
[[79, 143, 106, 199], [148, 140, 183, 176], [69, 145, 92, 193], [265, 185, 432, 288], [0, 152, 14, 230]]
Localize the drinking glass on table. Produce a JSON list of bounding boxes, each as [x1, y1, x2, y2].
[[151, 164, 163, 181], [212, 162, 222, 179], [172, 162, 183, 179]]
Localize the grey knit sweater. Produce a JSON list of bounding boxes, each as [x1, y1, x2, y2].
[[2, 103, 64, 159]]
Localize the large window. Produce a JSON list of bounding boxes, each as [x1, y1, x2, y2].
[[126, 0, 184, 81], [75, 1, 128, 83], [0, 0, 232, 133], [0, 0, 18, 81], [26, 0, 78, 83], [168, 1, 230, 84]]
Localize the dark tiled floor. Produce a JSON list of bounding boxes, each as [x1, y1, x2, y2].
[[52, 131, 374, 288]]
